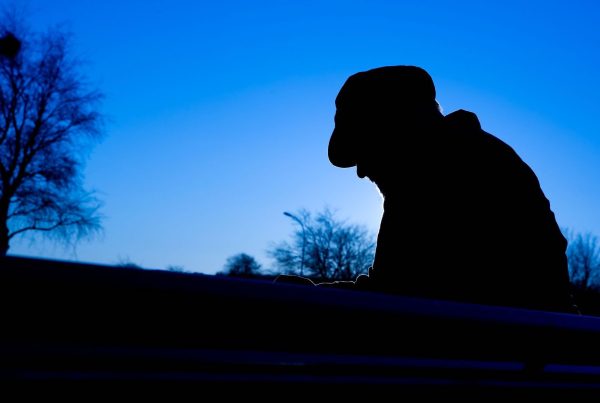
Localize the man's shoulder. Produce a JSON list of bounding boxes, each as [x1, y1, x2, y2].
[[444, 109, 521, 156], [444, 109, 482, 132]]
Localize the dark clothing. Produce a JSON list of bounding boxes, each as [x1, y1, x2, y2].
[[358, 110, 573, 312]]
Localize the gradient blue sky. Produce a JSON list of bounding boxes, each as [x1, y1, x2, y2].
[[8, 0, 600, 274]]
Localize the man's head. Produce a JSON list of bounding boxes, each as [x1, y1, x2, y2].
[[328, 66, 442, 175]]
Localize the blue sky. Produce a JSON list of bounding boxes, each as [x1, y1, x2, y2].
[[8, 0, 600, 274]]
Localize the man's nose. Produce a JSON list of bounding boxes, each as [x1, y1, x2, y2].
[[356, 164, 367, 179]]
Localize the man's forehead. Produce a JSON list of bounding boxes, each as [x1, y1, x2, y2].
[[335, 99, 405, 117]]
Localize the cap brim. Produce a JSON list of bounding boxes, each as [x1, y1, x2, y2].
[[328, 127, 357, 168]]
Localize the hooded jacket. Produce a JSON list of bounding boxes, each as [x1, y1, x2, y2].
[[359, 110, 573, 312]]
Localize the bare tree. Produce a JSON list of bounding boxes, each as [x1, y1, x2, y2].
[[0, 16, 103, 255], [166, 265, 187, 273], [565, 230, 600, 290], [270, 208, 375, 282], [219, 253, 263, 278]]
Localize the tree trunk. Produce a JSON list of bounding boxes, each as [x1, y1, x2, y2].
[[0, 201, 9, 256], [0, 222, 8, 256]]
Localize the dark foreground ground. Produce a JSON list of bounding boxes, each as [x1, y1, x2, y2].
[[2, 255, 600, 398]]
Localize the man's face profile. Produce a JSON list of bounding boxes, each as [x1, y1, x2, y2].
[[333, 100, 399, 190]]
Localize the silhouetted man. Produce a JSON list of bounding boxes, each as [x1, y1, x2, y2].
[[326, 65, 574, 313]]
